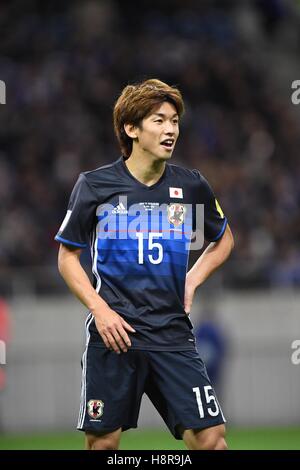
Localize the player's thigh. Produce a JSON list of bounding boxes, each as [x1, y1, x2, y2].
[[183, 424, 227, 450], [78, 347, 148, 433], [146, 350, 225, 438], [85, 427, 122, 450]]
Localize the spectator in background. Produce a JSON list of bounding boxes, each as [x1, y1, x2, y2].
[[0, 0, 299, 292]]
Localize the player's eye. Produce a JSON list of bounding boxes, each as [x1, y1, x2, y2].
[[155, 119, 163, 123]]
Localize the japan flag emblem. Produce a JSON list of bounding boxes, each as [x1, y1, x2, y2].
[[169, 187, 183, 198]]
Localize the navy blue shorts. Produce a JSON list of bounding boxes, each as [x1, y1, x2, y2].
[[77, 347, 225, 439]]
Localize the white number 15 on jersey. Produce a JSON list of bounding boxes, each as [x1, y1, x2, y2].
[[136, 232, 163, 265]]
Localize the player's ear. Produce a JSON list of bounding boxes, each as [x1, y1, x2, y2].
[[124, 123, 138, 139]]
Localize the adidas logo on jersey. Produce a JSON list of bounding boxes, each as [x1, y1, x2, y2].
[[112, 202, 128, 214]]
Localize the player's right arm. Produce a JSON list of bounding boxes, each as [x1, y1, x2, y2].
[[57, 243, 135, 353]]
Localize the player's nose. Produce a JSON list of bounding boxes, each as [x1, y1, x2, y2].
[[163, 121, 176, 135]]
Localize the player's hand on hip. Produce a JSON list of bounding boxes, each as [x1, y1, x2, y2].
[[94, 308, 136, 354]]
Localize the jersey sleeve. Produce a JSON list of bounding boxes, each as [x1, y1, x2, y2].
[[195, 171, 228, 242], [55, 173, 97, 248]]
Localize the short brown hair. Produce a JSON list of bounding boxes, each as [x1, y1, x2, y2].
[[113, 79, 184, 158]]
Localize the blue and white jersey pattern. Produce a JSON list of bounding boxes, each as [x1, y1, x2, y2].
[[55, 157, 227, 351]]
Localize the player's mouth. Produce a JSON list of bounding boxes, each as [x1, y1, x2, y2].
[[160, 139, 175, 151]]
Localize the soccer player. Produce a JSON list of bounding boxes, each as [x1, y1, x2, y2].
[[55, 79, 234, 450]]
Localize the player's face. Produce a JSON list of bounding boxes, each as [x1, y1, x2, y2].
[[136, 101, 179, 161]]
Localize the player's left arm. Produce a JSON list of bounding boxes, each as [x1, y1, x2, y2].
[[184, 224, 234, 314]]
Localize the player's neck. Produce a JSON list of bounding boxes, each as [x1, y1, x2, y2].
[[125, 152, 166, 187]]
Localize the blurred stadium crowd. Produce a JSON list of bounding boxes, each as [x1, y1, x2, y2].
[[0, 0, 300, 293]]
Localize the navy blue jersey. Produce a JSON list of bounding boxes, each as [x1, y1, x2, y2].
[[55, 157, 227, 351]]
